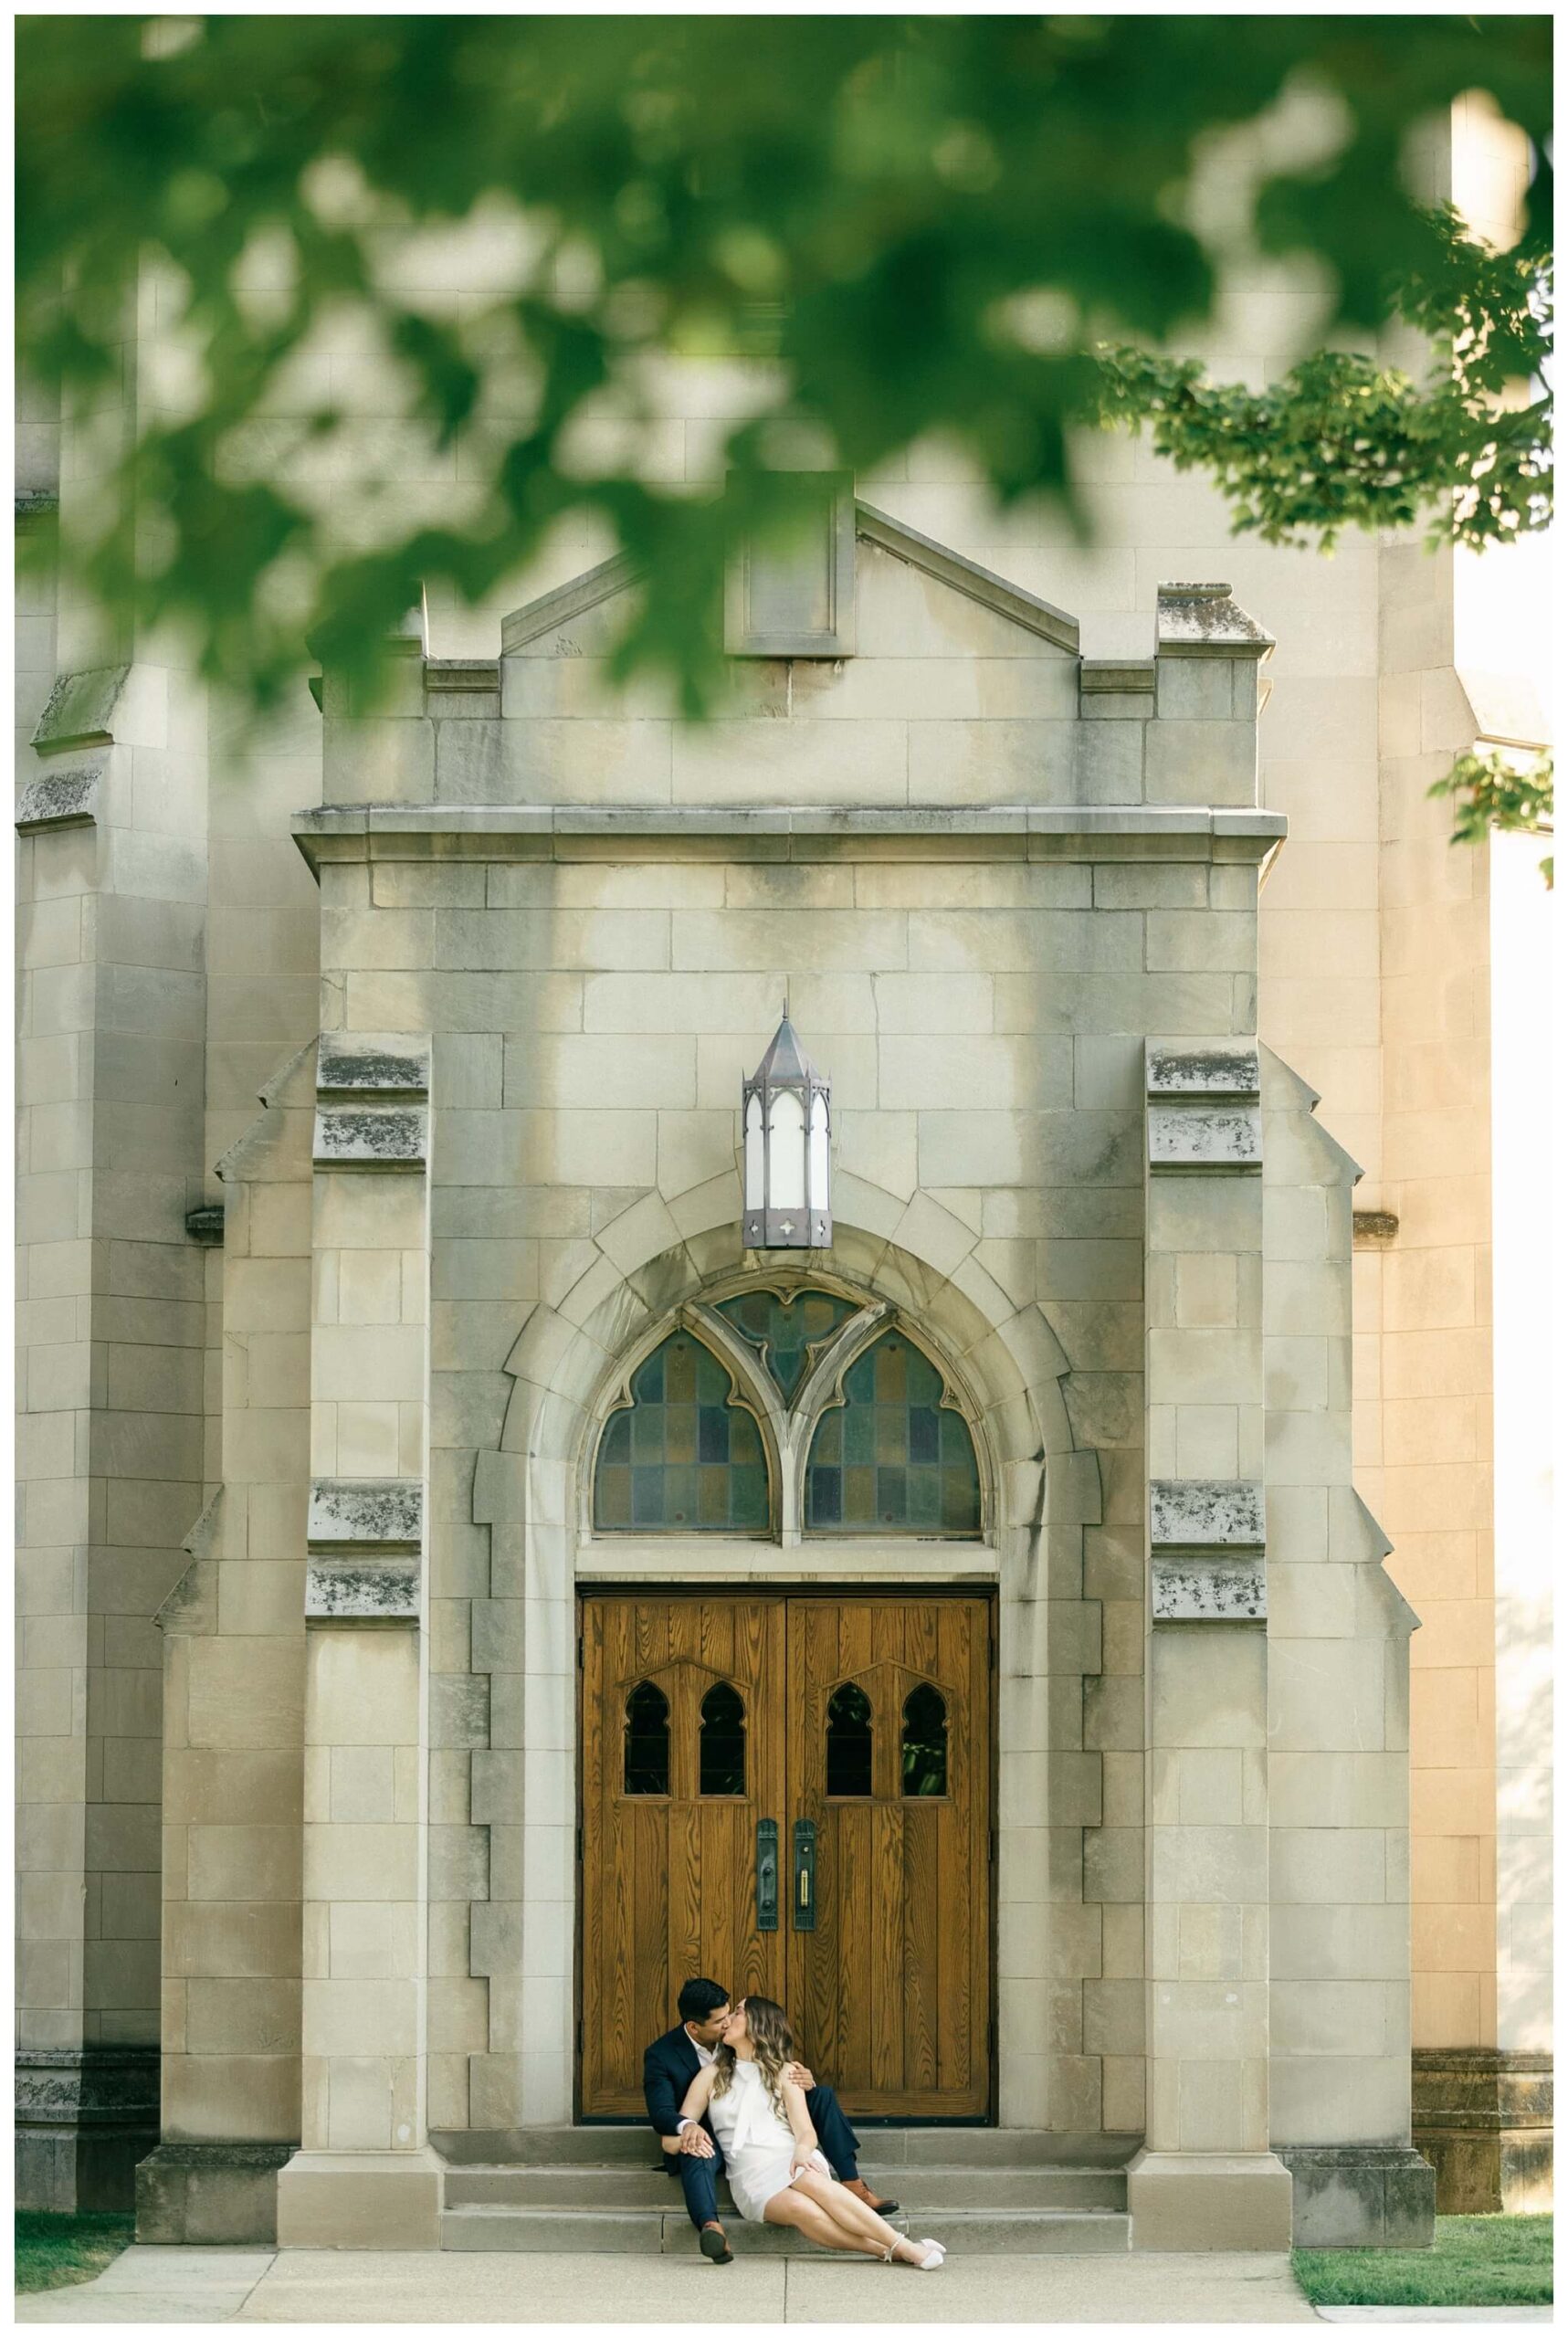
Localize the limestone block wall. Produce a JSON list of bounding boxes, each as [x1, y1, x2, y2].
[[138, 1046, 313, 2240], [295, 1028, 433, 2186], [15, 655, 209, 2207], [1371, 538, 1498, 2056], [1261, 1050, 1432, 2243]]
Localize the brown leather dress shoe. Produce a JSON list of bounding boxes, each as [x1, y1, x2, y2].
[[843, 2176, 900, 2215]]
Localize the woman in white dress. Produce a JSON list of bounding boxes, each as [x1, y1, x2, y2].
[[679, 1997, 946, 2269]]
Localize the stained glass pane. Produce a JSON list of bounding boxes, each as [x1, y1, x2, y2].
[[595, 1333, 770, 1532], [901, 1683, 949, 1797], [700, 1681, 746, 1796], [805, 1332, 981, 1535], [826, 1680, 872, 1796], [625, 1680, 669, 1796], [714, 1288, 858, 1405]]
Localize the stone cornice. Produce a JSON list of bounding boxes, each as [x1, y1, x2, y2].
[[293, 800, 1288, 873]]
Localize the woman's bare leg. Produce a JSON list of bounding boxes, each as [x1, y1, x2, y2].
[[789, 2170, 928, 2259], [763, 2185, 885, 2258]]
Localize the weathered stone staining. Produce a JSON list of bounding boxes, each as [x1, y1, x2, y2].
[[30, 662, 131, 748], [1146, 1041, 1263, 1173], [304, 1559, 420, 1620], [1155, 580, 1276, 658], [15, 764, 101, 830], [1151, 1558, 1267, 1622], [312, 1103, 428, 1168], [1149, 1478, 1266, 1553], [307, 1477, 424, 1551], [316, 1029, 431, 1098], [1146, 1043, 1261, 1096]]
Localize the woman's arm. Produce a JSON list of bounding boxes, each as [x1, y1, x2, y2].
[[677, 2062, 718, 2127], [781, 2078, 818, 2171]]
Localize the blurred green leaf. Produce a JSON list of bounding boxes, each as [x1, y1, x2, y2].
[[15, 15, 1553, 721], [1429, 748, 1554, 887]]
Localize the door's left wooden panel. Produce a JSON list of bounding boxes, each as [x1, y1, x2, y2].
[[579, 1596, 786, 2114]]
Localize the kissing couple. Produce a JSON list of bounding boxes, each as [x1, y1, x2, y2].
[[644, 1977, 947, 2269]]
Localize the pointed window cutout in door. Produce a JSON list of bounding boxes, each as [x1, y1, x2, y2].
[[826, 1680, 873, 1797], [901, 1682, 949, 1797], [624, 1680, 670, 1796], [700, 1680, 747, 1796]]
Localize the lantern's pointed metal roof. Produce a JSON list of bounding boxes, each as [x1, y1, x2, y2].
[[750, 1013, 822, 1086]]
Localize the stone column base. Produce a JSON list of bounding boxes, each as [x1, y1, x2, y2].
[[136, 2142, 297, 2244], [15, 2046, 160, 2212], [276, 2147, 444, 2250], [1126, 2147, 1294, 2250], [1276, 2144, 1435, 2248], [1413, 2049, 1553, 2214]]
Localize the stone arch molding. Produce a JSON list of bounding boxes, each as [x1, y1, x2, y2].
[[480, 1164, 1089, 1546], [582, 1280, 993, 1545]]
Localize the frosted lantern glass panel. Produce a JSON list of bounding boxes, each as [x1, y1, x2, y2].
[[808, 1093, 829, 1211], [743, 1094, 764, 1211], [767, 1091, 805, 1207]]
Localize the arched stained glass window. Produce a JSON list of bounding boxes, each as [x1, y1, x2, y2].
[[595, 1333, 769, 1533], [901, 1683, 949, 1797], [700, 1682, 746, 1796], [624, 1680, 669, 1796], [826, 1680, 872, 1797], [805, 1332, 981, 1534], [714, 1288, 858, 1405]]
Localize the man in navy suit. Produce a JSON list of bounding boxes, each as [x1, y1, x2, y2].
[[643, 1975, 900, 2262]]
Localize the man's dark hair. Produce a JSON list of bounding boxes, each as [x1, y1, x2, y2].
[[678, 1976, 730, 2023]]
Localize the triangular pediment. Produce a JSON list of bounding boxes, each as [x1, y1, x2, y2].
[[500, 500, 1079, 663]]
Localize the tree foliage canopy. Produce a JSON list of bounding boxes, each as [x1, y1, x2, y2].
[[16, 14, 1553, 710]]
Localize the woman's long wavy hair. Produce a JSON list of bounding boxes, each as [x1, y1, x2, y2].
[[710, 1996, 795, 2121]]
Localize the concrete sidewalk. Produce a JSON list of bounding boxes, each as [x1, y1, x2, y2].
[[17, 2244, 1319, 2323]]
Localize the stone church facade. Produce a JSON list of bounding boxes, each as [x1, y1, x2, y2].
[[14, 102, 1551, 2256]]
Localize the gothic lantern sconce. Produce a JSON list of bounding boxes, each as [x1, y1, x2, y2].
[[742, 1010, 831, 1249]]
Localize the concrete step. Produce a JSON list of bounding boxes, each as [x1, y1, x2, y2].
[[440, 2204, 1131, 2256], [432, 2126, 1134, 2170], [445, 2164, 1127, 2212]]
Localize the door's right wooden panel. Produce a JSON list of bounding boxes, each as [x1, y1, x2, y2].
[[785, 1595, 992, 2117]]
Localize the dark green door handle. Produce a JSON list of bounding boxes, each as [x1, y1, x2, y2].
[[756, 1818, 779, 1932], [793, 1818, 816, 1931]]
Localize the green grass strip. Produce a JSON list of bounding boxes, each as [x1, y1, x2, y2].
[[14, 2211, 136, 2295], [1293, 2213, 1552, 2308]]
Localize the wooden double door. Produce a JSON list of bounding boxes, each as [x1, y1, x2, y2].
[[579, 1593, 993, 2119]]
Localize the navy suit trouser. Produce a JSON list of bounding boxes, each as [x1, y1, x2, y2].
[[668, 2085, 860, 2227]]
